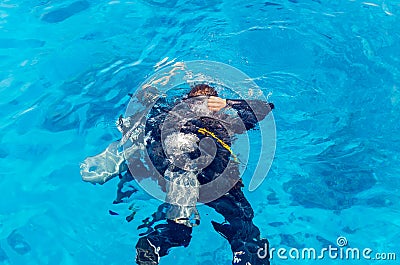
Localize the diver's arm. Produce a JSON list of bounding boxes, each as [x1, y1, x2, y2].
[[80, 141, 128, 185], [208, 96, 227, 111], [225, 99, 274, 130]]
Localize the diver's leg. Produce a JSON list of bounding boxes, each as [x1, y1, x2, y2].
[[206, 183, 270, 265], [135, 219, 192, 265]]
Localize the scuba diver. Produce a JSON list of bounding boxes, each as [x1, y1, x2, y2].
[[80, 84, 274, 265]]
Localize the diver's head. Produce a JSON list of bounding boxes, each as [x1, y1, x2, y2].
[[188, 84, 218, 98]]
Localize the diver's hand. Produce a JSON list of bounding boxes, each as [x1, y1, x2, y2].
[[208, 96, 227, 111]]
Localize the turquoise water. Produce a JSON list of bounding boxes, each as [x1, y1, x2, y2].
[[1, 0, 400, 264]]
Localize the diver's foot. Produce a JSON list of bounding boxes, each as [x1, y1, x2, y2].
[[135, 238, 160, 265], [232, 238, 270, 265]]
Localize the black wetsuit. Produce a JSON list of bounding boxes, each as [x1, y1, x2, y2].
[[134, 96, 274, 265]]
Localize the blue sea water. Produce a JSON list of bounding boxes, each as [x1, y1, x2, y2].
[[1, 0, 400, 264]]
